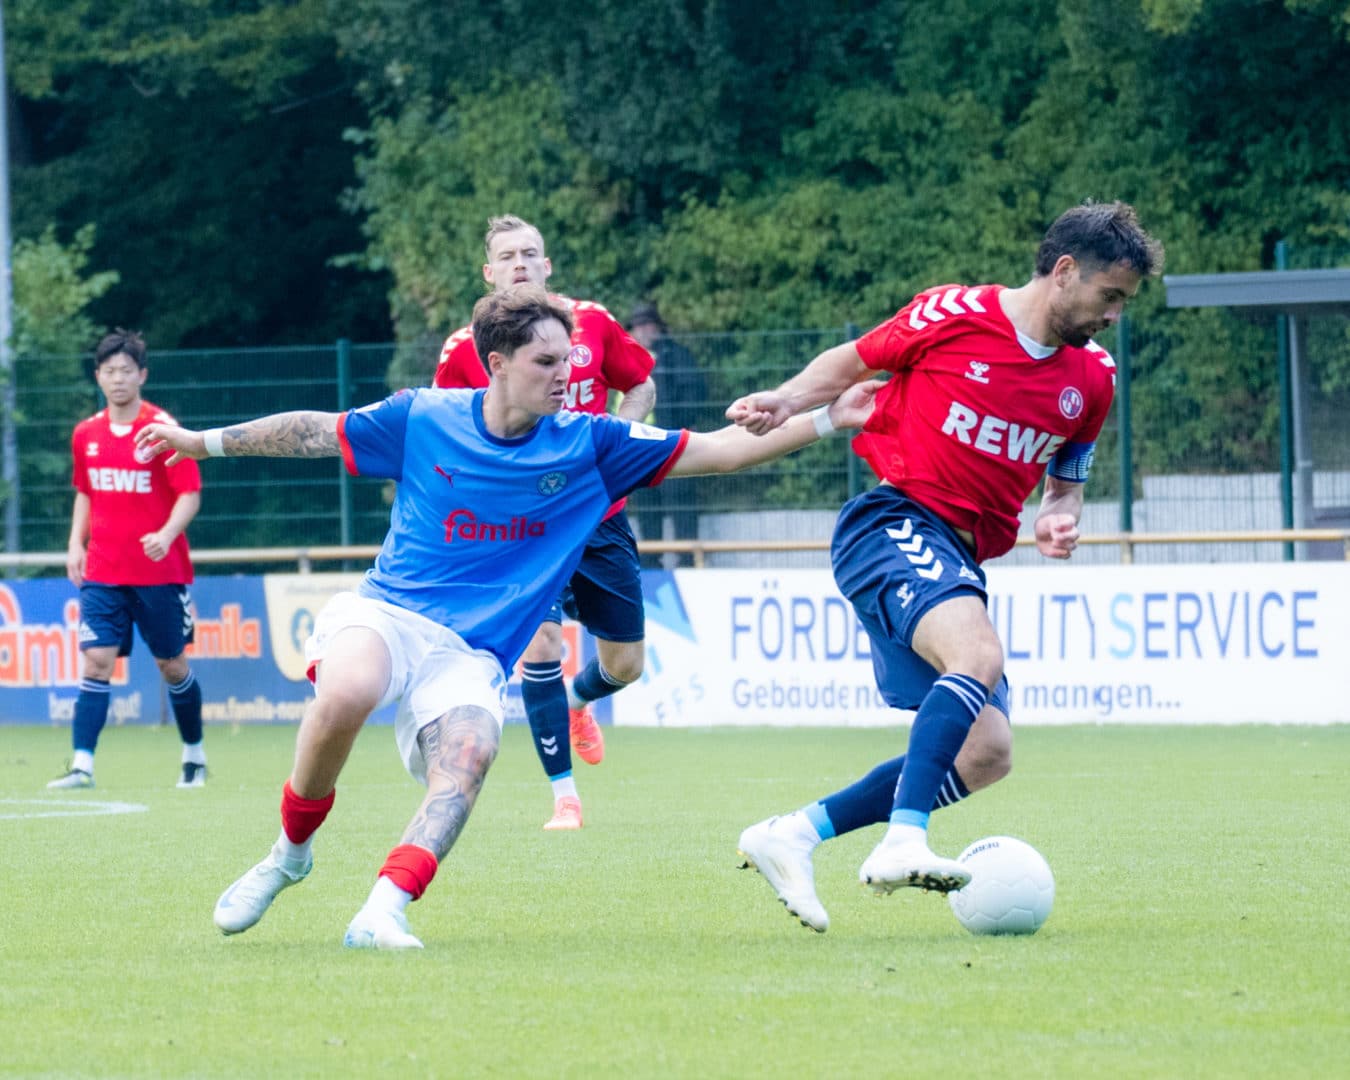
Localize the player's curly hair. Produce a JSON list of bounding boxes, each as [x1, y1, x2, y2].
[[1035, 200, 1165, 278], [93, 328, 148, 370], [471, 284, 573, 362]]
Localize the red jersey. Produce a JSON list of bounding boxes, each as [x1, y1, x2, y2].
[[71, 399, 202, 585], [435, 294, 656, 515], [852, 283, 1115, 561], [435, 294, 654, 407]]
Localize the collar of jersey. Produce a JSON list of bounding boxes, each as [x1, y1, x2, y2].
[[471, 388, 547, 447]]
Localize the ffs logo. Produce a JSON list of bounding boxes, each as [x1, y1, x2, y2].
[[538, 472, 567, 495]]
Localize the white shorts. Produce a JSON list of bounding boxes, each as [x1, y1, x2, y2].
[[304, 591, 507, 785]]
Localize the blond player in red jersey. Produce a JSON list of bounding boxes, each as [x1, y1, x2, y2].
[[51, 329, 208, 790], [730, 201, 1163, 932], [434, 216, 656, 829]]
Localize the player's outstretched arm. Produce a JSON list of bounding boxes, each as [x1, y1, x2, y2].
[[725, 341, 872, 435], [136, 411, 344, 466], [670, 381, 877, 478], [1033, 476, 1085, 559]]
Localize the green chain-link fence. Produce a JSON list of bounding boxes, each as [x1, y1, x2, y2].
[[4, 302, 1348, 571]]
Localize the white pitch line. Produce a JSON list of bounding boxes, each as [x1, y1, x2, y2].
[[0, 798, 149, 820]]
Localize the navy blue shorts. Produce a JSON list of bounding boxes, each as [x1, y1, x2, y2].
[[831, 486, 1010, 717], [545, 512, 645, 643], [79, 583, 195, 660]]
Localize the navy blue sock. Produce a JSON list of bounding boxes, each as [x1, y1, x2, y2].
[[167, 670, 203, 745], [891, 673, 988, 826], [814, 754, 971, 838], [571, 658, 626, 704], [73, 678, 111, 754], [933, 767, 971, 808], [521, 661, 571, 778]]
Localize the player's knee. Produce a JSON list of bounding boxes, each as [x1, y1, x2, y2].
[[605, 653, 644, 685], [956, 715, 1012, 791], [310, 675, 382, 734], [596, 639, 645, 684], [80, 651, 117, 681], [156, 654, 189, 684], [961, 641, 1005, 691], [427, 708, 500, 776], [972, 734, 1013, 785]]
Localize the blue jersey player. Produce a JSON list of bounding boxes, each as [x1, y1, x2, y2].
[[138, 285, 878, 950]]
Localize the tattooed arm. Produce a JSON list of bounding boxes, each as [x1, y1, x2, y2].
[[135, 410, 342, 466]]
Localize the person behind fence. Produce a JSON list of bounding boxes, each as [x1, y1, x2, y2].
[[136, 285, 878, 950], [628, 301, 709, 567], [729, 199, 1164, 932], [51, 328, 208, 791], [434, 214, 657, 831]]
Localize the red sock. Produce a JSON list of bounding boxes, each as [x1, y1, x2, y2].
[[379, 844, 439, 901], [280, 780, 335, 844]]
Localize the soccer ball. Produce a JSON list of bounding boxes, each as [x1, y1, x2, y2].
[[948, 836, 1054, 936]]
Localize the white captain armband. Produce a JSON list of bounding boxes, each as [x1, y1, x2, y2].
[[202, 429, 226, 458]]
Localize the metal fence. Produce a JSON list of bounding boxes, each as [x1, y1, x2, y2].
[[4, 303, 1349, 572]]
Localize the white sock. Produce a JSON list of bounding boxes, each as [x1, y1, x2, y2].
[[72, 749, 95, 774], [273, 829, 312, 870], [565, 681, 584, 711], [181, 742, 206, 765], [367, 874, 412, 914], [550, 775, 578, 800], [883, 823, 928, 847], [784, 810, 821, 848]]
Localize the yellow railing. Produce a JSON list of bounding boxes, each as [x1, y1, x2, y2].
[[1, 529, 1347, 572]]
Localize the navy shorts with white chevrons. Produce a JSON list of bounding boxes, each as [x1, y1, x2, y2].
[[830, 485, 1010, 717]]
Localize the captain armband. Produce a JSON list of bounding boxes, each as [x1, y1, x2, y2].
[[202, 429, 226, 458]]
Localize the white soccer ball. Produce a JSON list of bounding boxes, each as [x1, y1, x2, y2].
[[948, 835, 1055, 936]]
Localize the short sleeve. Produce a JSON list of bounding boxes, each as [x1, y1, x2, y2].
[[590, 415, 686, 497], [338, 389, 416, 480]]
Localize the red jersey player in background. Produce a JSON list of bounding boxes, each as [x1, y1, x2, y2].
[[50, 329, 208, 790], [730, 200, 1164, 932], [434, 215, 656, 830]]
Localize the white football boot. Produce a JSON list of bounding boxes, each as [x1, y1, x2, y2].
[[737, 814, 830, 933]]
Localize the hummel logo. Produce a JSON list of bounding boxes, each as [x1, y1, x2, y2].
[[884, 520, 944, 581], [965, 361, 990, 384]]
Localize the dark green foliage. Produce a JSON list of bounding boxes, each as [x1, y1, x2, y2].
[[8, 0, 1350, 535]]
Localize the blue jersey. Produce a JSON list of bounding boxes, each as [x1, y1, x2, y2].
[[337, 388, 687, 670]]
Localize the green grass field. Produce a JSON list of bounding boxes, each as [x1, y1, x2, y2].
[[2, 722, 1346, 1079]]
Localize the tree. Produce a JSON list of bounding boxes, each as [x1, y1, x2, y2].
[[7, 0, 391, 347], [4, 226, 119, 550]]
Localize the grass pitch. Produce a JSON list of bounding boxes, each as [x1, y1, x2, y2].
[[1, 722, 1346, 1079]]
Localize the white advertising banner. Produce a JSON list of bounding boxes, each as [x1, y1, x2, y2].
[[614, 563, 1350, 727]]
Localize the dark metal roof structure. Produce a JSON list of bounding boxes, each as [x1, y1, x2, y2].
[[1164, 269, 1350, 316]]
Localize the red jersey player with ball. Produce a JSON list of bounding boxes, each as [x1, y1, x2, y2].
[[731, 201, 1164, 933]]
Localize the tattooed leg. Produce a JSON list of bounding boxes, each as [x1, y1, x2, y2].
[[403, 706, 501, 860]]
